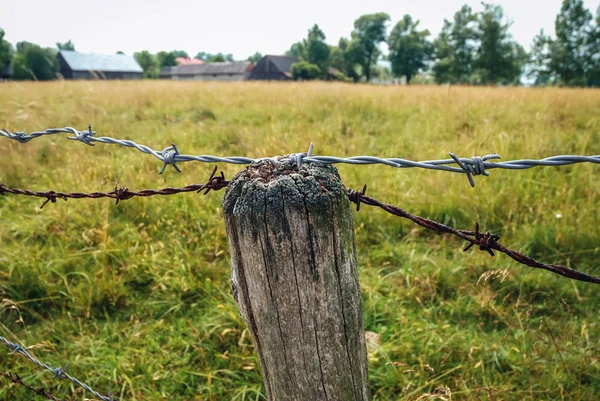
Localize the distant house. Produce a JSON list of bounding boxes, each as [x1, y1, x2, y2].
[[160, 61, 253, 81], [247, 55, 299, 81], [159, 66, 176, 79], [58, 50, 143, 80], [0, 63, 10, 81]]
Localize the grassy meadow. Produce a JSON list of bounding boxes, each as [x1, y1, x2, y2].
[[0, 81, 599, 400]]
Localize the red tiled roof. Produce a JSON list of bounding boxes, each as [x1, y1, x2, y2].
[[176, 57, 204, 65]]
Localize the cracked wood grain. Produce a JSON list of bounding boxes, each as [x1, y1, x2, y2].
[[223, 160, 371, 401]]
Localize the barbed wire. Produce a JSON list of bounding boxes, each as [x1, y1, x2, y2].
[[1, 173, 598, 284], [0, 371, 69, 401], [0, 336, 114, 401], [2, 126, 599, 187], [346, 185, 600, 285], [0, 166, 229, 208]]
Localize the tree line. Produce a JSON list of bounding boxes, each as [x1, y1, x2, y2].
[[287, 0, 600, 86], [0, 0, 598, 86]]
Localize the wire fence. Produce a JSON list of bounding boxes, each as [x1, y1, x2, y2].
[[0, 336, 114, 401], [2, 125, 600, 400], [1, 176, 598, 285], [2, 126, 600, 186], [0, 166, 229, 208], [347, 186, 600, 285], [0, 371, 67, 401]]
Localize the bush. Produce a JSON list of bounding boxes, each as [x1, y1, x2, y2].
[[330, 70, 352, 82], [11, 42, 57, 81], [291, 61, 321, 80]]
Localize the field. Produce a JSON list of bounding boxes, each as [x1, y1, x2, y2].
[[0, 81, 599, 400]]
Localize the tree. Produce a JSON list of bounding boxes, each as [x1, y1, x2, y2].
[[328, 38, 360, 82], [349, 13, 390, 81], [247, 52, 263, 64], [210, 53, 225, 62], [388, 14, 432, 84], [11, 41, 57, 81], [291, 61, 321, 80], [116, 50, 125, 55], [156, 51, 177, 68], [431, 27, 453, 83], [195, 52, 210, 61], [0, 27, 13, 70], [286, 42, 305, 59], [432, 5, 477, 84], [305, 24, 330, 75], [550, 0, 594, 85], [134, 50, 159, 78], [529, 30, 554, 85], [287, 24, 331, 78], [473, 3, 526, 85], [172, 50, 188, 58], [205, 53, 234, 62], [588, 6, 600, 86], [56, 40, 75, 51]]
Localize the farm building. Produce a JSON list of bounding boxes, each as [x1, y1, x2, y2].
[[159, 66, 176, 79], [160, 61, 252, 81], [247, 55, 298, 81], [58, 50, 143, 80], [1, 63, 10, 80]]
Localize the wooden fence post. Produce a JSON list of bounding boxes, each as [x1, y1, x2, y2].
[[222, 159, 371, 401]]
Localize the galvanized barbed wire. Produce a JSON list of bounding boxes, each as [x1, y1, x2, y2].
[[0, 336, 115, 401], [2, 126, 599, 187], [0, 166, 229, 208], [1, 371, 69, 401], [346, 185, 600, 285]]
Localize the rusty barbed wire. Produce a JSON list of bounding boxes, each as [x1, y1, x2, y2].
[[0, 166, 229, 208], [346, 186, 600, 285], [0, 372, 69, 401], [2, 126, 600, 186], [0, 336, 114, 401]]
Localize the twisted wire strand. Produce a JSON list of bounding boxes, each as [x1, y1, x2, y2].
[[2, 127, 599, 186], [0, 336, 115, 401], [1, 371, 68, 401], [0, 167, 230, 209], [2, 177, 599, 285], [346, 186, 600, 285]]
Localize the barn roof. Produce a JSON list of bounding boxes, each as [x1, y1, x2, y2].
[[264, 55, 299, 73], [173, 61, 251, 76], [59, 50, 143, 73]]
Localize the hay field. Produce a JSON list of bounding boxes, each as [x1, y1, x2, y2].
[[0, 81, 599, 400]]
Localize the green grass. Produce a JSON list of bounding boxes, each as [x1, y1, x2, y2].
[[0, 81, 599, 400]]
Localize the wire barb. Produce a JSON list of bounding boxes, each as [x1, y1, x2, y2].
[[346, 187, 600, 285], [160, 143, 181, 174], [347, 184, 367, 211], [288, 143, 314, 169], [66, 124, 96, 146], [40, 191, 68, 209], [462, 222, 501, 256], [2, 127, 599, 185], [448, 153, 502, 187]]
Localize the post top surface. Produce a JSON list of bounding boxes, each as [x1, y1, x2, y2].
[[238, 159, 341, 188]]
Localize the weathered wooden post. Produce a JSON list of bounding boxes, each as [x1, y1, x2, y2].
[[222, 159, 371, 401]]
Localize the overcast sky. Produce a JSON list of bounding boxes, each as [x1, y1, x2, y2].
[[1, 0, 599, 58]]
